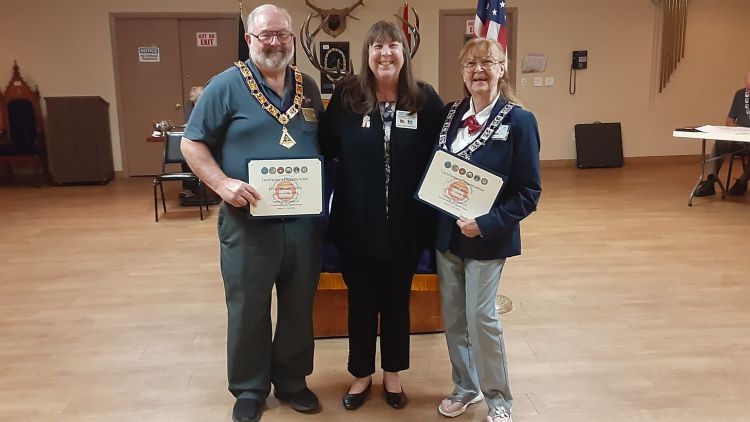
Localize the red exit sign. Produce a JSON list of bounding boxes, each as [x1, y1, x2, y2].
[[196, 32, 217, 47]]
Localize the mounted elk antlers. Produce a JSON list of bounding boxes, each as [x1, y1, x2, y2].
[[299, 2, 422, 86], [394, 6, 420, 59], [305, 0, 364, 38], [300, 14, 353, 81]]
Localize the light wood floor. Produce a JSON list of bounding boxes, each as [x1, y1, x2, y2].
[[1, 158, 749, 422]]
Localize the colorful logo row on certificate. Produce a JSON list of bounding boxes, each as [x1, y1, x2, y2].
[[443, 161, 488, 185], [260, 166, 310, 175]]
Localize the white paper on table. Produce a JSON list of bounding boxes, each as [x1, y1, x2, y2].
[[696, 125, 750, 136]]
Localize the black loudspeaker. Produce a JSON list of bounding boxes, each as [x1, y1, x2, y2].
[[574, 122, 624, 168]]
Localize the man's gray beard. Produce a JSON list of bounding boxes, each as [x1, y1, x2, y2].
[[251, 48, 294, 72]]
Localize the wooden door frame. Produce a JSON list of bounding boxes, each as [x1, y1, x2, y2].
[[109, 12, 238, 177], [438, 8, 518, 95]]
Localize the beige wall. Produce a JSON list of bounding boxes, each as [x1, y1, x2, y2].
[[1, 0, 748, 171]]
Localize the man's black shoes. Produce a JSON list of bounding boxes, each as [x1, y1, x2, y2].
[[728, 179, 748, 196], [232, 398, 261, 422], [694, 174, 717, 197], [274, 387, 320, 413]]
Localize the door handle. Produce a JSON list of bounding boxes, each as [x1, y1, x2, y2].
[[175, 103, 182, 110]]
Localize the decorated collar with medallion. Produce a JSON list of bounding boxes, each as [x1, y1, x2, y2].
[[234, 61, 304, 126]]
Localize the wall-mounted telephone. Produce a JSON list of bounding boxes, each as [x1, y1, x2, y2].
[[570, 50, 588, 94], [572, 50, 588, 69]]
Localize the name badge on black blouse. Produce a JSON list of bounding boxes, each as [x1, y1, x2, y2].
[[395, 110, 418, 130]]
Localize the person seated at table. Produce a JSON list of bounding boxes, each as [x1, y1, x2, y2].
[[695, 71, 750, 197]]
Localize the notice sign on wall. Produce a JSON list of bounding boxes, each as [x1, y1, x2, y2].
[[196, 32, 217, 47], [466, 20, 475, 35], [138, 47, 160, 62]]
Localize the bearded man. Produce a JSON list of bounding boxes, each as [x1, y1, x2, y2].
[[181, 4, 325, 422]]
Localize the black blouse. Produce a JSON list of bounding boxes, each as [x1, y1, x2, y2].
[[319, 82, 445, 258]]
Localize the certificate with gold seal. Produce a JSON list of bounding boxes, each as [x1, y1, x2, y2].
[[246, 157, 324, 217], [415, 149, 506, 219]]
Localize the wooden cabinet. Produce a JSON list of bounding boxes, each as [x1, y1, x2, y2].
[[44, 96, 114, 184], [313, 273, 444, 338]]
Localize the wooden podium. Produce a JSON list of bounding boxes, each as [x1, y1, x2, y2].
[[45, 96, 114, 184], [313, 272, 444, 338]]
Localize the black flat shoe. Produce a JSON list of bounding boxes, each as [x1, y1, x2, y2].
[[342, 381, 372, 410], [728, 179, 748, 196], [384, 388, 407, 409]]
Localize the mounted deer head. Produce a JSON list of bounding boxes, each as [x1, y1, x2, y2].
[[305, 0, 364, 38]]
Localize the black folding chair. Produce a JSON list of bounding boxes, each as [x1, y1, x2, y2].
[[153, 131, 208, 221], [726, 150, 749, 189]]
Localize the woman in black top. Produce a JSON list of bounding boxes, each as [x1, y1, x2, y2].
[[319, 20, 443, 410]]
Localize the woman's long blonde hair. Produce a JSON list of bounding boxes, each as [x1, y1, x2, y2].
[[458, 38, 521, 106]]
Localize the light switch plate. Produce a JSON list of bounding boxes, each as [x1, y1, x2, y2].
[[545, 76, 554, 86], [533, 77, 543, 87]]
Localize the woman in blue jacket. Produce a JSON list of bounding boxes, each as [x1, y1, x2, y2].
[[435, 38, 541, 422]]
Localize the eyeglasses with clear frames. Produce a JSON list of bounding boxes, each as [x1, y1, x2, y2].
[[461, 57, 502, 70], [249, 31, 293, 45]]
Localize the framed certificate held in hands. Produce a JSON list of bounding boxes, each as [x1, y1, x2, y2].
[[415, 149, 506, 219], [246, 157, 324, 218]]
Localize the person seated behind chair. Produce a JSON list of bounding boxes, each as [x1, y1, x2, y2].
[[181, 86, 205, 201], [695, 71, 750, 197], [184, 86, 204, 123]]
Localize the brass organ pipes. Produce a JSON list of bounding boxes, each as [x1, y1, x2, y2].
[[658, 0, 688, 93]]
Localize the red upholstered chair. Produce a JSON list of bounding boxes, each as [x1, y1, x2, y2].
[[0, 61, 46, 185]]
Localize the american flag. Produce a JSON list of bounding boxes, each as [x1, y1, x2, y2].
[[474, 0, 508, 53]]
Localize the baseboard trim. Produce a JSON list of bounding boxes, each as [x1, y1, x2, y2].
[[541, 154, 700, 168]]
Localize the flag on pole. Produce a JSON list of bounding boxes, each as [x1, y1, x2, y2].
[[238, 14, 249, 61], [402, 1, 411, 46], [474, 0, 508, 53]]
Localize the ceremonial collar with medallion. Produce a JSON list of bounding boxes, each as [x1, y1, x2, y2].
[[438, 97, 515, 160], [235, 61, 304, 149], [234, 61, 304, 126]]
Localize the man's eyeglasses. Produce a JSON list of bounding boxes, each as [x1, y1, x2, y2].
[[461, 57, 502, 70], [249, 31, 293, 45]]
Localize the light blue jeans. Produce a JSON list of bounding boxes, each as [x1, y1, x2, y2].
[[437, 249, 512, 411]]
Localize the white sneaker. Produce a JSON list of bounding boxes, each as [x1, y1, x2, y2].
[[486, 406, 512, 422], [438, 392, 483, 417]]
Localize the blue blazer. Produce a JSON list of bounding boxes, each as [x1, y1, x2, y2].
[[435, 97, 542, 260]]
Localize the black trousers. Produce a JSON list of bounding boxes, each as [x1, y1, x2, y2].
[[341, 254, 418, 377]]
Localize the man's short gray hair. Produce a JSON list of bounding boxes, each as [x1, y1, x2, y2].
[[247, 4, 293, 34]]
